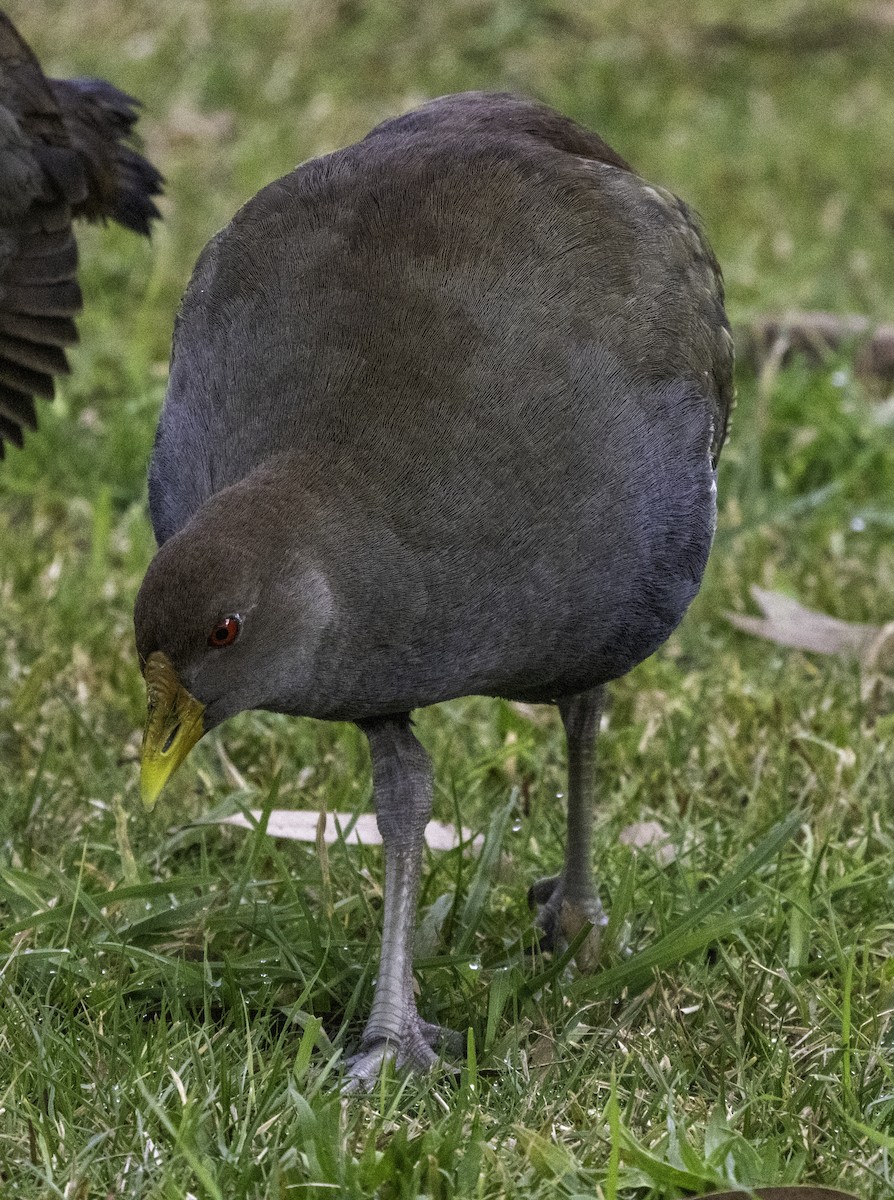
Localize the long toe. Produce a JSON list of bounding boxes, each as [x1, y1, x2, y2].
[[528, 873, 562, 908], [530, 877, 606, 966], [418, 1019, 466, 1056], [342, 1040, 395, 1093], [343, 1018, 462, 1092], [529, 874, 564, 950]]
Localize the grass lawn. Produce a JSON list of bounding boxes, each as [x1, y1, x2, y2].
[[2, 1, 894, 1195]]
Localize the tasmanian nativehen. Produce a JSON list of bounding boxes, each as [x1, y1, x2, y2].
[[0, 13, 162, 456], [134, 93, 733, 1086]]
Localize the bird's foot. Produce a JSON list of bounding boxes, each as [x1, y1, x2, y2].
[[528, 873, 606, 972], [342, 1017, 463, 1092], [528, 872, 563, 943]]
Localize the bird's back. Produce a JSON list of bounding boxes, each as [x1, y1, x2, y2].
[[151, 92, 732, 707]]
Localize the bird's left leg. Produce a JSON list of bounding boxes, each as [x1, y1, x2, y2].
[[344, 714, 460, 1090], [529, 685, 607, 971]]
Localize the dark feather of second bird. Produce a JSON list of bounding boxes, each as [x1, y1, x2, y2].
[[0, 12, 162, 457]]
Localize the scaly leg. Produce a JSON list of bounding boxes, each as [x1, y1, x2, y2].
[[344, 714, 460, 1090], [529, 686, 607, 971]]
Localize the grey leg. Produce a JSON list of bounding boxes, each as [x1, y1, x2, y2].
[[344, 714, 459, 1090], [529, 685, 607, 971]]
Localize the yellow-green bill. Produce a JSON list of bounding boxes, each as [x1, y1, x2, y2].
[[140, 651, 205, 811]]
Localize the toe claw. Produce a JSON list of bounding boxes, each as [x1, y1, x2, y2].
[[342, 1041, 392, 1093]]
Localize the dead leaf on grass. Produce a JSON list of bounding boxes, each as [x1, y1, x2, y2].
[[728, 585, 894, 717], [619, 819, 677, 866], [219, 809, 482, 851]]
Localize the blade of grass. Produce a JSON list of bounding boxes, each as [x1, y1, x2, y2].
[[574, 812, 802, 999]]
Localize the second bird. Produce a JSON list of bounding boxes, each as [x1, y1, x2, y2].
[[134, 92, 734, 1087], [0, 13, 162, 457]]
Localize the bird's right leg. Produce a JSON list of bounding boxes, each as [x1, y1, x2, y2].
[[529, 685, 607, 971], [344, 714, 461, 1090]]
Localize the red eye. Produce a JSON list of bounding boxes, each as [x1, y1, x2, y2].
[[208, 615, 241, 647]]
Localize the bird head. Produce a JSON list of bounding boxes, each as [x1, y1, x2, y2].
[[133, 485, 335, 811]]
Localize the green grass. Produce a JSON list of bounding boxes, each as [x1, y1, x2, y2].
[[2, 0, 894, 1195]]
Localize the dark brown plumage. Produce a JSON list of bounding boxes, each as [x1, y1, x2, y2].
[[134, 92, 733, 1087], [0, 13, 162, 456]]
